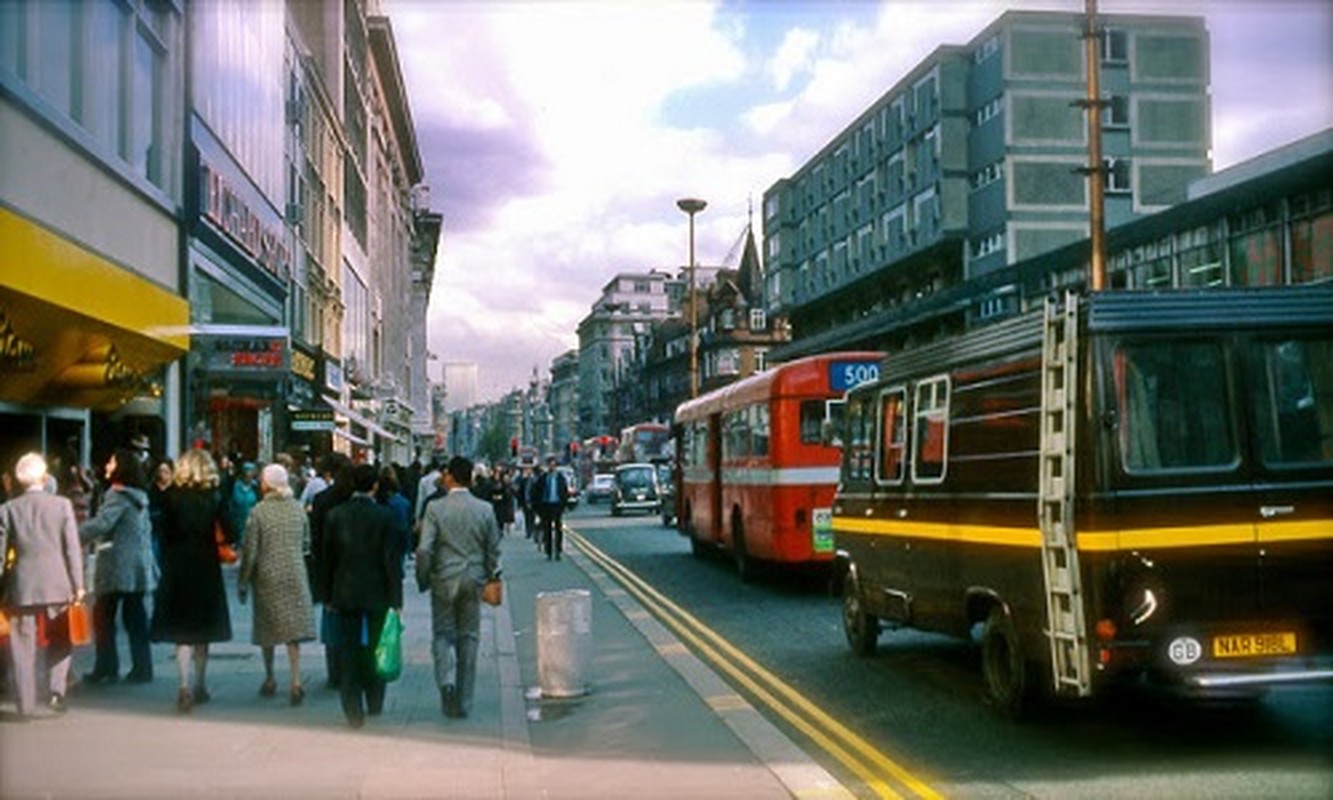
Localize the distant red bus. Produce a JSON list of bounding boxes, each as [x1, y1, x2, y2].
[[617, 422, 670, 464], [673, 352, 883, 580]]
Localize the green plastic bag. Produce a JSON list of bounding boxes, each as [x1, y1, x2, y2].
[[375, 608, 403, 682]]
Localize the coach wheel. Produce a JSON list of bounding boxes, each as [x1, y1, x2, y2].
[[842, 568, 879, 656], [731, 512, 753, 583], [981, 606, 1029, 719]]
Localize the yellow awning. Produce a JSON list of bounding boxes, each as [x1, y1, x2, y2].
[[0, 207, 189, 411]]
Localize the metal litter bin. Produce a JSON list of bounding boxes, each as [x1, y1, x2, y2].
[[536, 589, 591, 697]]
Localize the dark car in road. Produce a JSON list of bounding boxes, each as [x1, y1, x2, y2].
[[610, 462, 660, 517]]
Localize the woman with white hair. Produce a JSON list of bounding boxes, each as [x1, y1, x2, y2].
[[0, 452, 85, 717], [237, 463, 316, 705]]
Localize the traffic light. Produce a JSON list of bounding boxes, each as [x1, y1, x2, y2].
[[510, 437, 518, 457]]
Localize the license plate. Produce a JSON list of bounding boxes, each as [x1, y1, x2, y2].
[[1212, 632, 1296, 659]]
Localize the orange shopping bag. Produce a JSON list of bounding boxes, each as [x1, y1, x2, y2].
[[67, 601, 93, 646]]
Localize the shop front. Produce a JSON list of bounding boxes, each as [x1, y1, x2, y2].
[[0, 207, 188, 475]]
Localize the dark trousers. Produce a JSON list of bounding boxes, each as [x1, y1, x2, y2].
[[335, 609, 387, 725], [321, 606, 343, 686], [92, 591, 151, 679], [539, 504, 564, 557]]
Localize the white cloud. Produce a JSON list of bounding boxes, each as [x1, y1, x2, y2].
[[768, 27, 819, 91]]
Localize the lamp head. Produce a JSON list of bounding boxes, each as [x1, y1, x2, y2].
[[676, 198, 707, 215]]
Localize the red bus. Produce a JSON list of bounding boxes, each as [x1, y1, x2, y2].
[[617, 422, 671, 464], [673, 352, 883, 580]]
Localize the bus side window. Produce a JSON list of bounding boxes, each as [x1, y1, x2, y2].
[[912, 377, 949, 483], [1115, 341, 1234, 472], [823, 398, 846, 447], [800, 400, 825, 444], [845, 396, 874, 484], [1253, 337, 1333, 466], [877, 387, 907, 484]]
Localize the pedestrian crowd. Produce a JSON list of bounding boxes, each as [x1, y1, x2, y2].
[[0, 439, 579, 729]]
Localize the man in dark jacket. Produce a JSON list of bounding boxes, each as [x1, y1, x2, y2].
[[321, 463, 402, 728], [532, 456, 570, 560], [308, 453, 353, 687]]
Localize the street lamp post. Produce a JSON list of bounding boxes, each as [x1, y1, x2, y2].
[[676, 197, 706, 398]]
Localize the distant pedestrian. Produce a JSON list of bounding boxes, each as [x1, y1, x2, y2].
[[151, 448, 233, 713], [238, 464, 316, 706], [533, 456, 570, 560], [79, 448, 157, 685], [322, 464, 402, 728], [489, 464, 516, 535], [416, 456, 502, 719], [0, 453, 85, 718], [229, 462, 259, 545], [375, 465, 412, 567], [514, 464, 536, 540]]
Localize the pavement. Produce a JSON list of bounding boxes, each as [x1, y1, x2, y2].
[[1, 516, 852, 799]]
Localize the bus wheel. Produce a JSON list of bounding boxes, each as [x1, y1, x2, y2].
[[981, 607, 1029, 719], [842, 569, 879, 656], [731, 514, 753, 583]]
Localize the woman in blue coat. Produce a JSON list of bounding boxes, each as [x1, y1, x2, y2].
[[79, 448, 157, 684]]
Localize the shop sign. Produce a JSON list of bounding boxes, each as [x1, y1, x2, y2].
[[291, 409, 335, 432], [200, 162, 290, 281], [202, 335, 288, 373], [326, 359, 344, 393], [0, 309, 37, 373], [291, 348, 317, 382]]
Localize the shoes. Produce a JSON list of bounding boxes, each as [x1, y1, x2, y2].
[[439, 685, 456, 718], [48, 693, 67, 714], [176, 688, 193, 714], [556, 553, 562, 560], [290, 686, 305, 707], [83, 670, 117, 685], [259, 678, 278, 697], [347, 714, 365, 729], [192, 686, 211, 706], [125, 670, 153, 684]]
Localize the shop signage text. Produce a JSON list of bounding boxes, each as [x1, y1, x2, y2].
[[0, 310, 37, 373], [201, 162, 290, 281]]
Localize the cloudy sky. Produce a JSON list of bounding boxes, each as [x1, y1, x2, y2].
[[388, 0, 1333, 404]]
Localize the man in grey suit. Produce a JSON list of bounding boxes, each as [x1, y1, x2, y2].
[[416, 456, 501, 719], [0, 453, 85, 717]]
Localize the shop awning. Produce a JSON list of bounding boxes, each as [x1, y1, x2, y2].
[[322, 394, 402, 443], [0, 208, 189, 411]]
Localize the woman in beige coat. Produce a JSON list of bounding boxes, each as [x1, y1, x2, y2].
[[237, 464, 316, 705]]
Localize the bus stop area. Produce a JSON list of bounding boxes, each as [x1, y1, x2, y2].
[[1, 521, 849, 799]]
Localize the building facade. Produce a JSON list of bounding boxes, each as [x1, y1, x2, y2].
[[576, 270, 678, 438], [764, 10, 1209, 358], [1, 0, 189, 469]]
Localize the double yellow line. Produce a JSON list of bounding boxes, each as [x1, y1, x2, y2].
[[568, 530, 941, 800]]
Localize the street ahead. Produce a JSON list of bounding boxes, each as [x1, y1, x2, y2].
[[563, 505, 1333, 799]]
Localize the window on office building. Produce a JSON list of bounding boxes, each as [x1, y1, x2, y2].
[[1, 0, 181, 195], [1290, 190, 1333, 284], [1101, 29, 1128, 63], [1104, 157, 1132, 194]]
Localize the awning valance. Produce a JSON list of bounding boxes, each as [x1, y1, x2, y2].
[[0, 208, 189, 412], [322, 394, 402, 443]]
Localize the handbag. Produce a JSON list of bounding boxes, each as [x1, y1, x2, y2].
[[374, 608, 403, 682], [481, 579, 503, 607], [215, 520, 238, 564]]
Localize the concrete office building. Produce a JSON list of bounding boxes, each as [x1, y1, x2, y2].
[[764, 10, 1209, 357]]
